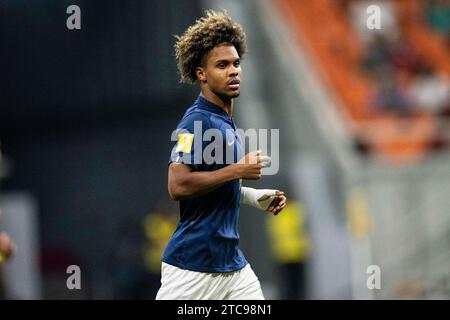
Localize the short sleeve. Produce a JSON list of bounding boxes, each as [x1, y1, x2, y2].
[[169, 112, 211, 171]]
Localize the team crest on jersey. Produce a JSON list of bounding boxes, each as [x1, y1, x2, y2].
[[176, 133, 194, 153]]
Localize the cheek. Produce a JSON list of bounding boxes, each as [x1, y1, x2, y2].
[[209, 71, 226, 84]]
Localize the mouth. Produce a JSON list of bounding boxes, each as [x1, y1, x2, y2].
[[228, 79, 240, 90]]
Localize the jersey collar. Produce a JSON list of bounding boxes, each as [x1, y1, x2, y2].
[[196, 95, 232, 120]]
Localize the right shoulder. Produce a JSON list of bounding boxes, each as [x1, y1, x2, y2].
[[177, 110, 212, 131]]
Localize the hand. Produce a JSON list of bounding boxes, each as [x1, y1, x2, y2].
[[235, 150, 263, 180], [258, 191, 287, 215], [0, 232, 16, 262]]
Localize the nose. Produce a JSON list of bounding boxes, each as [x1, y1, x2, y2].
[[229, 65, 239, 77]]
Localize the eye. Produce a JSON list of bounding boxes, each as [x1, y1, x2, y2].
[[234, 60, 240, 67], [218, 63, 226, 69]]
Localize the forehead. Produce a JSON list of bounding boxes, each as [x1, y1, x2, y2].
[[206, 45, 240, 63]]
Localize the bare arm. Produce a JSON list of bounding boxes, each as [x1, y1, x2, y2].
[[168, 151, 263, 200], [168, 162, 238, 200]]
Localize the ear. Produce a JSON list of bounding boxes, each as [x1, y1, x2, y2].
[[196, 67, 207, 82]]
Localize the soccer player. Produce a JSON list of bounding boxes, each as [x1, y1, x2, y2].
[[156, 10, 286, 300]]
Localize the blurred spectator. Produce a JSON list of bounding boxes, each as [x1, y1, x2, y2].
[[361, 34, 392, 76], [266, 201, 310, 300], [358, 29, 448, 118], [389, 38, 422, 74], [142, 200, 177, 299], [372, 68, 412, 114], [409, 65, 450, 114]]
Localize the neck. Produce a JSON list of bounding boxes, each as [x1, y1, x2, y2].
[[200, 87, 233, 116]]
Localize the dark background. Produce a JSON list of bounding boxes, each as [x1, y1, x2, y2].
[[1, 0, 205, 298]]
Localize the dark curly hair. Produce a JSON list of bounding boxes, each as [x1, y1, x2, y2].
[[174, 10, 247, 84]]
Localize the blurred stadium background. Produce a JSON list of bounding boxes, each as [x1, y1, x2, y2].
[[0, 0, 449, 299]]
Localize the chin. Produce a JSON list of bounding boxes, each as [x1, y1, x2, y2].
[[230, 91, 240, 98], [217, 90, 240, 100]]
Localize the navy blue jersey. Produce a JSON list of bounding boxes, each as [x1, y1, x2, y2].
[[163, 95, 247, 272]]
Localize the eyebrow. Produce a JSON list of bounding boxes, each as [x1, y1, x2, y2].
[[215, 58, 240, 64]]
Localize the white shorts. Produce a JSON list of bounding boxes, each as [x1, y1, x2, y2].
[[155, 262, 265, 300]]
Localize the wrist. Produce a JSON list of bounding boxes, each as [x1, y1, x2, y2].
[[240, 187, 259, 208], [240, 187, 280, 210], [227, 163, 242, 180]]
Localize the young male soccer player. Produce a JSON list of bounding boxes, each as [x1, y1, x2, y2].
[[156, 10, 286, 300]]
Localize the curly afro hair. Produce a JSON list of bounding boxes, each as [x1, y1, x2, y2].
[[174, 10, 247, 84]]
